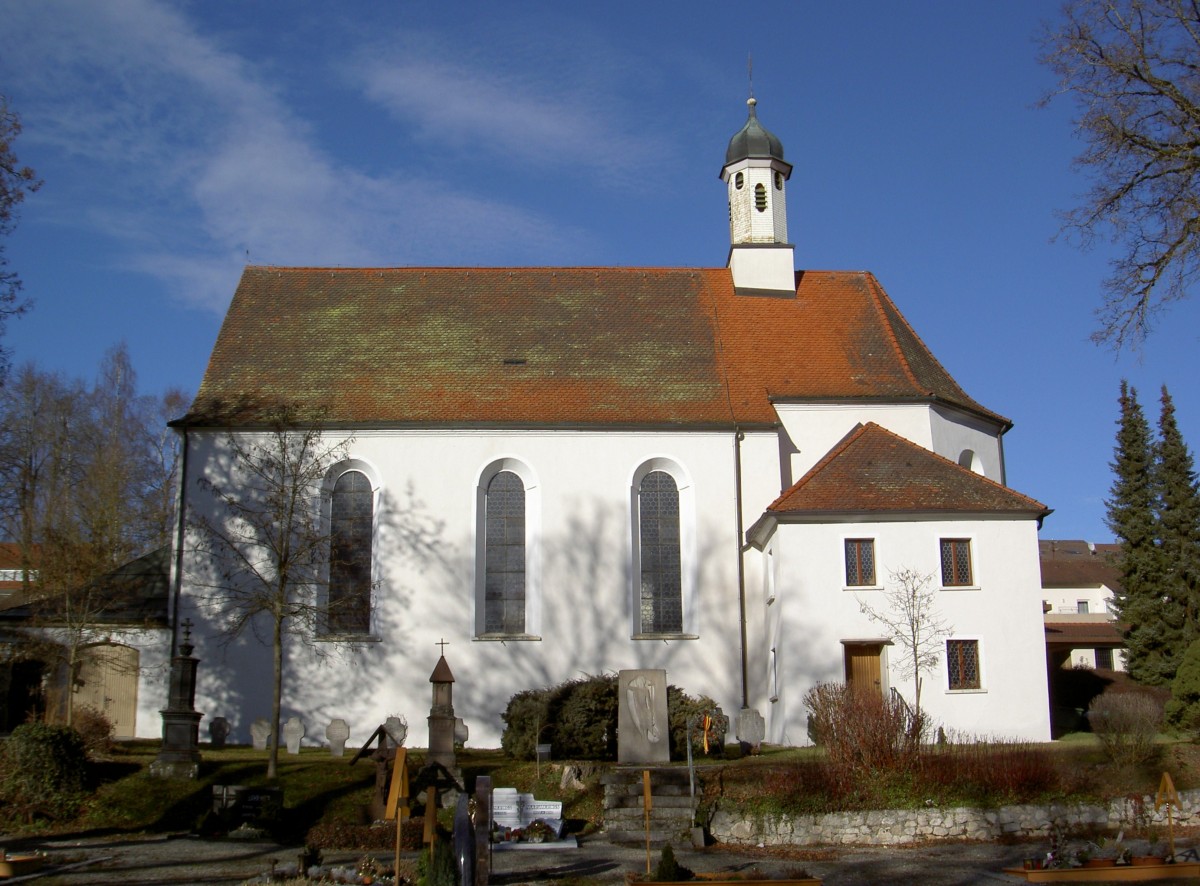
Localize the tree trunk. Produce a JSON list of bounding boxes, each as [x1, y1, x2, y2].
[[268, 613, 283, 780]]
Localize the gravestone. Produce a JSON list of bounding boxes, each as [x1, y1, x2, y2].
[[617, 669, 669, 763], [735, 707, 766, 751], [384, 715, 408, 748], [284, 716, 305, 754], [209, 717, 230, 749], [491, 787, 565, 837], [150, 620, 203, 778], [249, 717, 271, 750], [326, 718, 350, 757], [454, 717, 469, 745]]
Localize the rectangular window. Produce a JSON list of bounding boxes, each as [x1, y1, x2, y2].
[[844, 539, 876, 586], [940, 538, 972, 586], [1096, 648, 1114, 670], [946, 639, 980, 690], [1077, 600, 1089, 614]]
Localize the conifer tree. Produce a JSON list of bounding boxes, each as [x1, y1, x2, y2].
[[1106, 382, 1171, 684], [1155, 385, 1200, 654]]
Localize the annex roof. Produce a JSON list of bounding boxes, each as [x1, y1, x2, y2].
[[765, 422, 1049, 517], [1039, 539, 1123, 590], [1044, 619, 1126, 648], [182, 267, 1006, 431]]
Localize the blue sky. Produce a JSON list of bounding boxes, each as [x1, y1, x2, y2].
[[2, 0, 1198, 542]]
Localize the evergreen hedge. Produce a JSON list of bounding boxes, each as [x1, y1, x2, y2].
[[0, 722, 90, 822]]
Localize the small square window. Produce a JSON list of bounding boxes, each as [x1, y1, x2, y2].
[[844, 539, 875, 586], [1077, 600, 1089, 615], [940, 539, 972, 586], [947, 639, 980, 690]]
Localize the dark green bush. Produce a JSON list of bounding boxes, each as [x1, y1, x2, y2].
[[666, 685, 727, 759], [1168, 639, 1200, 734], [0, 722, 90, 822], [502, 674, 724, 761]]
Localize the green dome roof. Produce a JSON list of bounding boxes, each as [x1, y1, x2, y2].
[[725, 97, 786, 166]]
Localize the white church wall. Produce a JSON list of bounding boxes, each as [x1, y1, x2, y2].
[[173, 426, 752, 748], [773, 403, 934, 481], [928, 405, 1005, 481], [764, 516, 1050, 746]]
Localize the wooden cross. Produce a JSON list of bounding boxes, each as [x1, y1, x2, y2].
[[436, 638, 449, 655]]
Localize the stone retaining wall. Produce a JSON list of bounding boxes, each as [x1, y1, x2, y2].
[[708, 789, 1200, 847]]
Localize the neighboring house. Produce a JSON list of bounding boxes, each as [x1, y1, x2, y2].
[[0, 546, 171, 737], [165, 97, 1054, 748], [1040, 539, 1126, 672]]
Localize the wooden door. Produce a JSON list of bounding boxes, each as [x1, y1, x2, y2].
[[843, 643, 883, 694], [74, 644, 138, 739]]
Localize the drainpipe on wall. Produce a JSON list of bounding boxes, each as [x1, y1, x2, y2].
[[734, 427, 749, 709], [169, 426, 190, 659]]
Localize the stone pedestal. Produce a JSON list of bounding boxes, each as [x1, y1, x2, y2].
[[151, 621, 203, 779]]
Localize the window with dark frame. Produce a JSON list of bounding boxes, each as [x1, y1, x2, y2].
[[329, 470, 372, 634], [844, 538, 876, 586], [946, 639, 980, 690], [484, 471, 526, 635], [1096, 648, 1114, 670], [940, 538, 972, 586], [639, 470, 682, 634]]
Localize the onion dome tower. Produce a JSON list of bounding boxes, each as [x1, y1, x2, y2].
[[720, 96, 795, 295]]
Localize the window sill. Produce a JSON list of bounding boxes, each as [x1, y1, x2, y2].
[[946, 687, 986, 694], [845, 585, 883, 592], [940, 585, 980, 592], [632, 633, 699, 641], [475, 633, 541, 642], [317, 633, 382, 643]]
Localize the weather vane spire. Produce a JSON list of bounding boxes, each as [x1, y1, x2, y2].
[[748, 53, 754, 100]]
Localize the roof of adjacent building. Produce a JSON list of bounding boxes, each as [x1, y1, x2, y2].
[[1039, 539, 1123, 590], [1044, 619, 1126, 648], [181, 266, 1006, 430], [766, 422, 1049, 517]]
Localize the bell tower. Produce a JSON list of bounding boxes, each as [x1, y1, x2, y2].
[[721, 97, 795, 295]]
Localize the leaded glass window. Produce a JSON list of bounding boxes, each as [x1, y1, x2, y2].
[[329, 470, 372, 634], [639, 471, 682, 633], [484, 471, 525, 634], [940, 538, 972, 586], [844, 539, 875, 586], [946, 639, 980, 690]]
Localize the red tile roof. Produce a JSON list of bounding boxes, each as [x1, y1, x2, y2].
[[766, 422, 1049, 516], [181, 267, 1007, 429], [1044, 620, 1126, 647], [1039, 539, 1123, 590]]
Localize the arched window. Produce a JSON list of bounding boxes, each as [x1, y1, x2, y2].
[[329, 469, 372, 634], [754, 182, 767, 212], [638, 470, 682, 634], [484, 470, 526, 634]]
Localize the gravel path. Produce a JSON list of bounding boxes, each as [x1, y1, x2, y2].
[[0, 832, 1118, 886]]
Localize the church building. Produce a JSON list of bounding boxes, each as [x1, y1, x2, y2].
[[155, 97, 1053, 747]]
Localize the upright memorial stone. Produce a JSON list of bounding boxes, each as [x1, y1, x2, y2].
[[427, 641, 458, 770], [326, 719, 350, 757], [250, 718, 271, 750], [150, 620, 204, 778], [209, 717, 230, 749], [617, 669, 670, 764], [284, 716, 305, 754]]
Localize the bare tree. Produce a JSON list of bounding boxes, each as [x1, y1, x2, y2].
[[1041, 0, 1200, 349], [857, 566, 951, 732], [0, 350, 184, 725], [188, 406, 357, 778], [0, 95, 42, 378]]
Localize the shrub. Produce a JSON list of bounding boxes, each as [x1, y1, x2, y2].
[[803, 682, 918, 790], [500, 687, 551, 759], [72, 705, 114, 758], [550, 675, 617, 759], [0, 722, 90, 822], [666, 685, 728, 758], [1088, 689, 1163, 765], [651, 844, 693, 882], [1167, 639, 1200, 734]]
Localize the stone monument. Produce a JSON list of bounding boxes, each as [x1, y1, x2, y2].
[[208, 716, 230, 749], [326, 718, 350, 757], [249, 717, 271, 750], [284, 716, 305, 754], [427, 640, 458, 770], [150, 619, 204, 778], [617, 668, 669, 764]]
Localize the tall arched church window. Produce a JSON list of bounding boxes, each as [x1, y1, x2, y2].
[[638, 470, 682, 634], [484, 470, 526, 634], [329, 470, 372, 634]]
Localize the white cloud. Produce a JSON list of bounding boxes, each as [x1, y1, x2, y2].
[[1, 0, 588, 314]]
